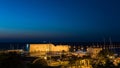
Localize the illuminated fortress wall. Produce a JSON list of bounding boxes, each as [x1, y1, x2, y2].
[[29, 44, 70, 56], [29, 44, 54, 52], [52, 45, 69, 52]]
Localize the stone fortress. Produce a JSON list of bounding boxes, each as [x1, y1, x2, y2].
[[29, 44, 70, 57]]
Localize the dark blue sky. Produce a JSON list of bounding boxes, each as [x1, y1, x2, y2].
[[0, 0, 120, 42]]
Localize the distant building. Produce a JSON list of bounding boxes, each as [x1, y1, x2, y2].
[[113, 57, 120, 66], [29, 44, 70, 57], [87, 47, 102, 58]]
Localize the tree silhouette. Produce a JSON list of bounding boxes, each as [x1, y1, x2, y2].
[[0, 52, 26, 68]]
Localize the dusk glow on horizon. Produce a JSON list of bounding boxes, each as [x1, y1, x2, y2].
[[0, 0, 120, 42]]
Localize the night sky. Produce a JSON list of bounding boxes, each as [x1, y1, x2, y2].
[[0, 0, 120, 42]]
